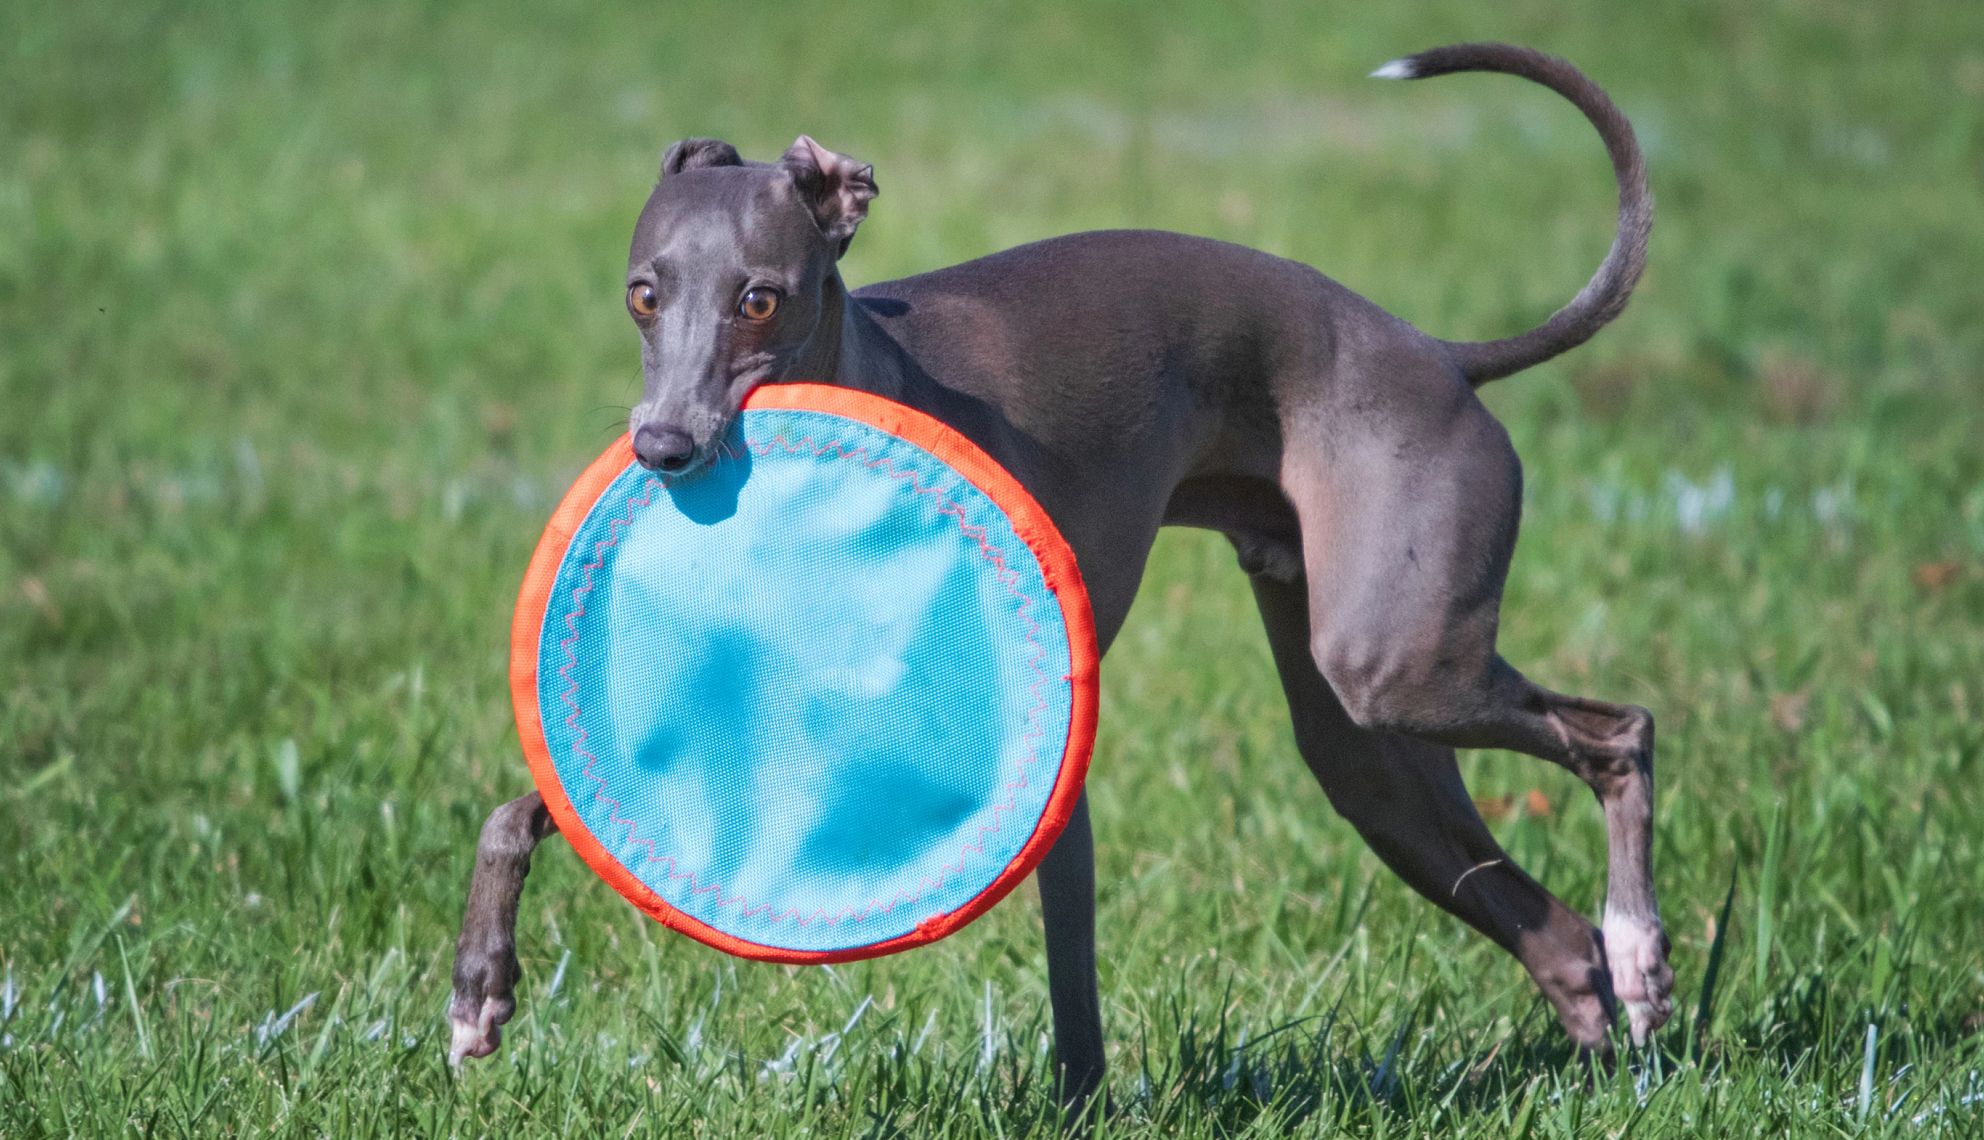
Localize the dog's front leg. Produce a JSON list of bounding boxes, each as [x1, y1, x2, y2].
[[447, 790, 558, 1065], [1037, 790, 1106, 1117]]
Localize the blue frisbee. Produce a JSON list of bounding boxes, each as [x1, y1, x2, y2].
[[512, 383, 1099, 962]]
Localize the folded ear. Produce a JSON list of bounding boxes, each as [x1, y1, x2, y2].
[[778, 135, 877, 256], [660, 137, 743, 177]]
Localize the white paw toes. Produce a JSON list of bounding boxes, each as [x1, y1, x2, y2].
[[1603, 914, 1674, 1045], [446, 996, 508, 1067]]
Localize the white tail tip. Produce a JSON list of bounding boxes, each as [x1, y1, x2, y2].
[[1369, 58, 1419, 80]]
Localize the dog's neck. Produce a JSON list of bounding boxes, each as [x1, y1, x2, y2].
[[787, 272, 906, 401]]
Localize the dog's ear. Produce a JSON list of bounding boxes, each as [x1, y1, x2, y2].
[[778, 135, 877, 256], [660, 138, 743, 177]]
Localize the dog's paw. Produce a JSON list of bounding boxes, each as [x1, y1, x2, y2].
[[1602, 912, 1673, 1045], [447, 942, 521, 1067], [447, 993, 515, 1066]]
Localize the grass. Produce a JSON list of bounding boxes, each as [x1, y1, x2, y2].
[[3, 0, 1983, 1134]]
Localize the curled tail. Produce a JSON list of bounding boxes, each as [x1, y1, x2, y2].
[[1373, 43, 1651, 386]]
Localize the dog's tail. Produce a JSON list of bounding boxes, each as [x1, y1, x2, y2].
[[1373, 43, 1650, 386]]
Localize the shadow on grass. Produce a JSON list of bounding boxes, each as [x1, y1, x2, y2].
[[1109, 989, 1601, 1137]]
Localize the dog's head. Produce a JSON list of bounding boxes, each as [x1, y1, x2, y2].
[[623, 135, 877, 473]]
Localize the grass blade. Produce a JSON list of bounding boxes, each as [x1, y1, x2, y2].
[[1754, 804, 1785, 996], [1857, 1022, 1877, 1124], [115, 935, 150, 1062], [1690, 865, 1739, 1060]]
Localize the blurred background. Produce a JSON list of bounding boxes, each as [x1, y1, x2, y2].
[[3, 1, 1981, 1134]]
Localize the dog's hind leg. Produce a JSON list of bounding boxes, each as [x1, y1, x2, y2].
[[448, 790, 558, 1065], [1249, 573, 1619, 1047], [1037, 790, 1107, 1117], [1276, 362, 1672, 1044]]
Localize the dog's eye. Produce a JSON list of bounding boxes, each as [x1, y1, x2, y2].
[[738, 287, 780, 321], [627, 283, 659, 318]]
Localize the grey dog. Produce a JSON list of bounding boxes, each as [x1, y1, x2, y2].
[[448, 42, 1675, 1107]]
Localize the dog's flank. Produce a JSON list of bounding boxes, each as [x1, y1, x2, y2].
[[449, 41, 1675, 1117]]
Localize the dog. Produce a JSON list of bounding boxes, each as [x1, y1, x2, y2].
[[448, 42, 1674, 1110]]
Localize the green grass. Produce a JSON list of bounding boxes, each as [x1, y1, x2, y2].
[[5, 0, 1983, 1134]]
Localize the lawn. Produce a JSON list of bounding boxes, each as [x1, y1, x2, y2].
[[4, 0, 1983, 1135]]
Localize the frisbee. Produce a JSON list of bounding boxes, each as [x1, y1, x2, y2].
[[510, 383, 1099, 963]]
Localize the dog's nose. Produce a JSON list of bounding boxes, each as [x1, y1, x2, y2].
[[633, 424, 698, 472]]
